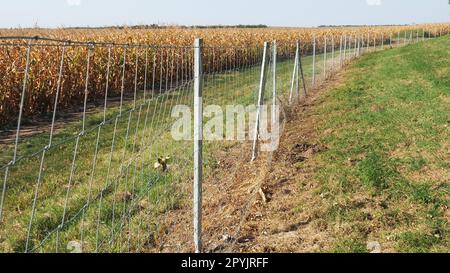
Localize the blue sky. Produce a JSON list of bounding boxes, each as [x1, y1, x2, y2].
[[0, 0, 448, 28]]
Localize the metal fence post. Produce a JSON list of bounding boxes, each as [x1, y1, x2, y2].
[[331, 36, 335, 70], [356, 34, 361, 57], [289, 42, 299, 104], [362, 35, 365, 54], [298, 40, 307, 97], [193, 38, 203, 253], [312, 35, 316, 87], [251, 42, 269, 162], [339, 35, 343, 68], [367, 33, 370, 52], [343, 35, 347, 65], [272, 41, 277, 128], [323, 37, 327, 79], [348, 35, 352, 61], [295, 41, 300, 100], [359, 35, 363, 55]]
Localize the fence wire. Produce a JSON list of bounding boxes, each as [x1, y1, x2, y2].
[[0, 28, 442, 253], [192, 29, 437, 251], [0, 37, 196, 253]]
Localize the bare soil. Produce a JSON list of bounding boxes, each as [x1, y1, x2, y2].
[[0, 92, 139, 144]]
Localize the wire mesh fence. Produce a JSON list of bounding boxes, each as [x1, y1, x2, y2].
[[191, 29, 437, 252], [0, 37, 197, 253], [0, 28, 443, 253]]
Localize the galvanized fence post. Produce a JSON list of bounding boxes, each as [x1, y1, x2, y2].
[[298, 40, 307, 97], [289, 42, 299, 104], [348, 35, 352, 61], [295, 41, 300, 100], [323, 36, 327, 79], [343, 35, 347, 66], [373, 35, 376, 51], [331, 36, 335, 71], [339, 35, 343, 68], [312, 35, 316, 87], [359, 35, 363, 55], [193, 38, 203, 253], [272, 41, 277, 128], [367, 33, 370, 52], [362, 35, 365, 54], [251, 42, 269, 162]]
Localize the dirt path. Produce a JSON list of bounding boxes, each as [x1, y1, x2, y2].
[[0, 91, 143, 145], [148, 70, 348, 253]]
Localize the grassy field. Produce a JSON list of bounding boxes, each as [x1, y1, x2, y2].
[[304, 36, 450, 252]]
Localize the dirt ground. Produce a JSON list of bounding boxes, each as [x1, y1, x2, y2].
[[148, 71, 348, 253], [0, 93, 137, 144]]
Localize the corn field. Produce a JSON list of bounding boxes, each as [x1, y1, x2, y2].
[[1, 24, 450, 125]]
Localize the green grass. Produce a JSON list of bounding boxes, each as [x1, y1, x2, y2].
[[331, 237, 368, 253], [310, 36, 450, 253]]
